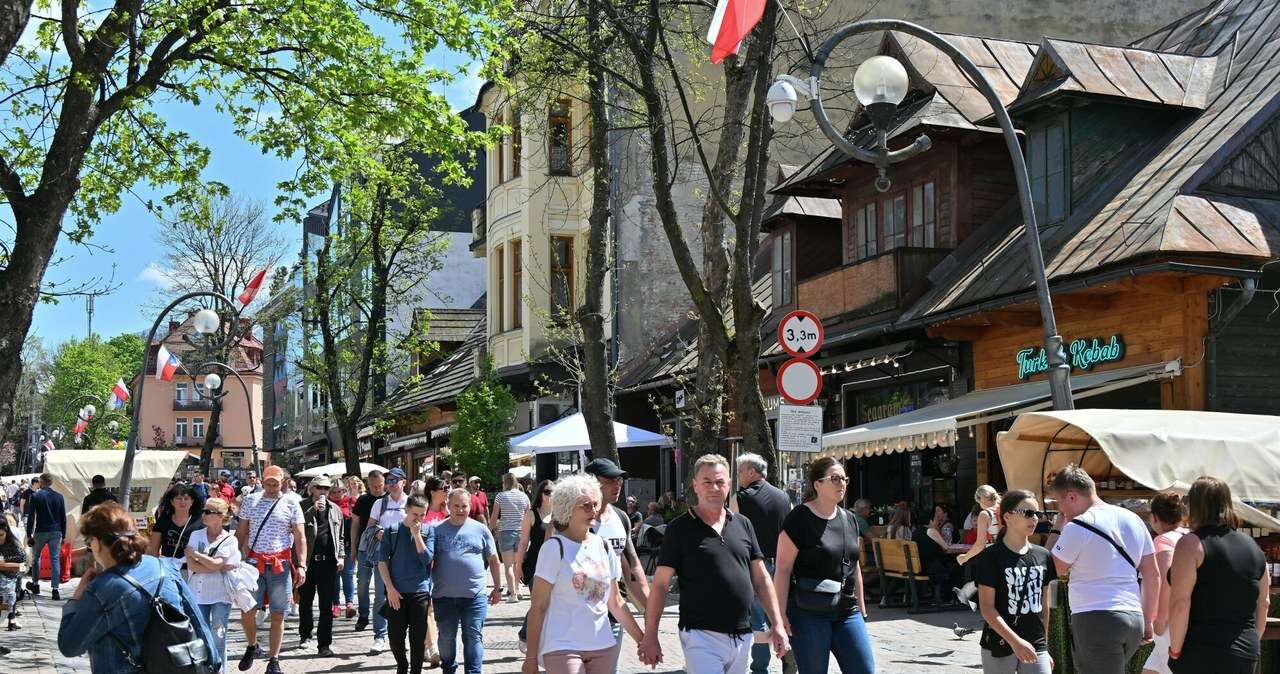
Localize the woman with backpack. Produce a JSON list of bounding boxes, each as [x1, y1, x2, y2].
[[58, 502, 220, 673], [773, 456, 874, 674], [522, 475, 642, 674]]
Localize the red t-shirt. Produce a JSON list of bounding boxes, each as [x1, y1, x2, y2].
[[334, 495, 354, 519], [218, 483, 235, 501], [424, 509, 448, 524], [469, 491, 489, 521]]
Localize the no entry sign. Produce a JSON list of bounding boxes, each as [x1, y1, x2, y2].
[[777, 358, 823, 405], [778, 310, 824, 358]]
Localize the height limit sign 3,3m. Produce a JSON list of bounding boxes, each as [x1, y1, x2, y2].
[[777, 310, 825, 406]]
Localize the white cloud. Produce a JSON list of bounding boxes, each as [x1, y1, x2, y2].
[[136, 263, 176, 289]]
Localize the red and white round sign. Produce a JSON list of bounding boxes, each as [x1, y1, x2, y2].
[[778, 310, 824, 358], [777, 358, 823, 405]]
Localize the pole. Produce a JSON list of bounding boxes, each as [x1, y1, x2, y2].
[[203, 362, 260, 478], [120, 292, 240, 503], [806, 20, 1073, 409]]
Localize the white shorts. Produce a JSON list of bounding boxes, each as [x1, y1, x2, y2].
[[1143, 629, 1173, 674], [679, 629, 752, 674]]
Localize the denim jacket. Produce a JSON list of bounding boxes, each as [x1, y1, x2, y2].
[[58, 555, 221, 674]]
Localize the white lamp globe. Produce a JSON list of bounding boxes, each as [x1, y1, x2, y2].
[[766, 79, 798, 123], [204, 373, 223, 391], [853, 55, 910, 107], [108, 420, 120, 432], [84, 404, 96, 417], [193, 308, 221, 335]]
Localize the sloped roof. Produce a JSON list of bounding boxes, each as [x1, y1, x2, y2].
[[374, 316, 486, 418], [902, 0, 1280, 321], [1010, 38, 1223, 112], [764, 165, 842, 223], [774, 32, 1037, 195], [412, 308, 484, 344]]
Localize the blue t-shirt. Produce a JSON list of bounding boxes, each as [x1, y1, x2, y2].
[[429, 518, 495, 599], [379, 523, 432, 594]]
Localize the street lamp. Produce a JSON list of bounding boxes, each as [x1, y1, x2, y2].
[[768, 19, 1073, 410], [204, 372, 222, 391], [193, 308, 221, 335]]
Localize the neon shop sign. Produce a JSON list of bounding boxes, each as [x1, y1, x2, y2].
[[1015, 334, 1125, 380]]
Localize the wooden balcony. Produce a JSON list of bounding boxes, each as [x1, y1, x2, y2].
[[797, 247, 951, 323]]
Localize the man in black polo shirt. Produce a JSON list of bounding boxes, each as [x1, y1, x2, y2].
[[640, 453, 788, 673], [732, 452, 794, 674]]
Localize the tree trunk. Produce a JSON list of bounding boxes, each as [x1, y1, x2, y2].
[[577, 0, 619, 465], [199, 392, 223, 476], [0, 0, 32, 67]]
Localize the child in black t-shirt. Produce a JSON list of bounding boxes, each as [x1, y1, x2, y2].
[[972, 489, 1057, 674], [0, 518, 26, 630]]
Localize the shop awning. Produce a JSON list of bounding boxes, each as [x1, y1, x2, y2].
[[821, 360, 1182, 458], [998, 409, 1280, 530]]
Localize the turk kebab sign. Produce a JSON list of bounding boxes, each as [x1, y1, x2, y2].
[[1015, 334, 1126, 380]]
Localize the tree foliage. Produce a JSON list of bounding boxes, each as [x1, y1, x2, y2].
[[44, 333, 138, 448], [451, 357, 515, 488]]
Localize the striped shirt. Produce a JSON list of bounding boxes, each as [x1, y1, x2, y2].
[[494, 489, 530, 532]]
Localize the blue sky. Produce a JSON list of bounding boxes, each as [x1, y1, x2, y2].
[[29, 48, 483, 350]]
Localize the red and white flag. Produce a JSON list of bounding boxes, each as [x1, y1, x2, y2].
[[73, 417, 88, 436], [43, 438, 55, 452], [706, 0, 766, 64], [156, 344, 181, 382], [108, 378, 130, 409], [238, 268, 268, 307]]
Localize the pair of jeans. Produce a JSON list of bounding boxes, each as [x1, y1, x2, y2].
[[335, 553, 356, 607], [749, 559, 776, 674], [786, 602, 875, 674], [357, 551, 388, 637], [201, 602, 232, 674], [298, 559, 338, 648], [388, 591, 432, 674], [30, 530, 62, 590], [434, 594, 488, 674]]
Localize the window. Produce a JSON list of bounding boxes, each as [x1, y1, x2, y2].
[[854, 202, 877, 260], [550, 235, 574, 318], [195, 382, 207, 399], [511, 110, 521, 178], [193, 417, 205, 438], [771, 230, 793, 306], [882, 193, 906, 251], [511, 239, 523, 329], [175, 382, 188, 402], [495, 110, 506, 184], [1027, 120, 1067, 224], [175, 418, 188, 440], [911, 181, 936, 247], [495, 245, 505, 331], [548, 99, 572, 176]]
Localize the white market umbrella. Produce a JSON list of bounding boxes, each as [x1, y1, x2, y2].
[[509, 413, 672, 456], [296, 462, 389, 479]]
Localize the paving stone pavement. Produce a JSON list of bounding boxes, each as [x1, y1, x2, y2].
[[3, 577, 984, 673]]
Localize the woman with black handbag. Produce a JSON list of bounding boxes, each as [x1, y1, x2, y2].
[[773, 457, 874, 674]]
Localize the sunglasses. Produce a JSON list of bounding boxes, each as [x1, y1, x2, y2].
[[202, 509, 225, 516], [1009, 508, 1046, 519]]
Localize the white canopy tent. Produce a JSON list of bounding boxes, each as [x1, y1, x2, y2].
[[296, 462, 389, 479], [1, 473, 39, 485], [997, 409, 1280, 529], [509, 413, 673, 456]]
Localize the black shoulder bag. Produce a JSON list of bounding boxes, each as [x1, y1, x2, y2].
[[1068, 519, 1139, 578], [109, 567, 215, 674], [792, 508, 858, 614]]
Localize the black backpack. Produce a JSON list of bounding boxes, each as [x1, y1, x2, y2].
[[110, 566, 215, 674]]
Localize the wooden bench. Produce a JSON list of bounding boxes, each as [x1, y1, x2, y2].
[[873, 537, 949, 614]]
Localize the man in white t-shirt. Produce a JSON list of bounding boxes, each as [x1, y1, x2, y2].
[[235, 465, 307, 674], [364, 466, 410, 653], [584, 458, 651, 664], [1047, 464, 1160, 674]]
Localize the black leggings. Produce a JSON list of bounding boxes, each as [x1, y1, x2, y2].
[[387, 592, 432, 674]]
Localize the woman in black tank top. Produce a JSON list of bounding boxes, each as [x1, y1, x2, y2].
[[1167, 477, 1269, 674], [517, 479, 554, 587]]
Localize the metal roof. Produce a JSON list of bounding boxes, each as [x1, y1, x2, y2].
[[370, 316, 486, 420]]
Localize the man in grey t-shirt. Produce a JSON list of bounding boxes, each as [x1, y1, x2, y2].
[[429, 489, 502, 674]]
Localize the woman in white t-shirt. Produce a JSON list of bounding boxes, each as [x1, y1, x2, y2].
[[184, 497, 242, 674], [522, 474, 644, 674]]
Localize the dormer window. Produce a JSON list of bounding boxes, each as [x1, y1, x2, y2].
[[1027, 118, 1067, 225]]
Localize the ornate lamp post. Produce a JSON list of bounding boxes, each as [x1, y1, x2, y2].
[[65, 394, 129, 448], [767, 19, 1074, 410], [119, 294, 247, 500]]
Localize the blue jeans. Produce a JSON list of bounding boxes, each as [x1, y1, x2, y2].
[[252, 565, 293, 615], [787, 602, 875, 674], [201, 602, 231, 674], [750, 560, 776, 674], [357, 551, 388, 637], [30, 531, 62, 591], [434, 594, 488, 674], [336, 554, 356, 606]]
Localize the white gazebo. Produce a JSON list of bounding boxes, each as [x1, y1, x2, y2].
[[509, 413, 672, 459]]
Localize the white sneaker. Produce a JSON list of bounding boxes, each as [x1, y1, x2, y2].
[[370, 637, 387, 653], [298, 637, 312, 650], [518, 639, 527, 654]]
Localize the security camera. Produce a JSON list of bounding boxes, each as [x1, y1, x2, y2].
[[767, 79, 798, 124]]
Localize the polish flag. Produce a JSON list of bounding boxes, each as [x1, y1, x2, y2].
[[108, 378, 130, 409], [156, 345, 181, 382], [43, 438, 55, 452], [706, 0, 766, 64], [73, 417, 88, 436], [238, 268, 268, 307]]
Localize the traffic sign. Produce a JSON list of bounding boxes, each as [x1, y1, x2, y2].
[[777, 404, 823, 452], [778, 310, 824, 358], [776, 358, 823, 405]]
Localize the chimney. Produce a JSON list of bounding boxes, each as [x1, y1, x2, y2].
[[168, 320, 180, 333]]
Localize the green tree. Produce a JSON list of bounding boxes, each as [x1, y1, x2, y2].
[[105, 332, 145, 386], [44, 334, 134, 448], [451, 357, 516, 487], [0, 0, 512, 446]]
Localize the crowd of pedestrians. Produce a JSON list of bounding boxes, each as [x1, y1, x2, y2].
[[0, 453, 1272, 674]]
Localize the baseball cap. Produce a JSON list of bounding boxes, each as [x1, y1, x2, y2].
[[310, 475, 332, 489], [584, 458, 627, 479], [262, 466, 285, 482], [386, 468, 407, 483]]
